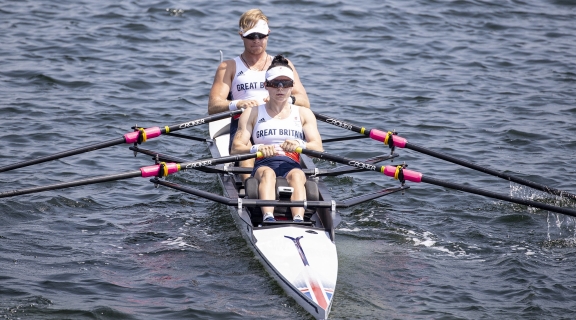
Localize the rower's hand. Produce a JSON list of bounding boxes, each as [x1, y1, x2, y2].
[[281, 140, 300, 152], [259, 144, 279, 158], [236, 99, 261, 109]]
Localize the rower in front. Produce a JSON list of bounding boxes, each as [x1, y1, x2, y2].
[[231, 54, 323, 222]]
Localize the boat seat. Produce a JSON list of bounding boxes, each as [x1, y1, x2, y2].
[[244, 177, 319, 222]]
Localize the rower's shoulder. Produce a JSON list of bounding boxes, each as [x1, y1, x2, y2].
[[298, 105, 314, 118], [217, 58, 237, 68]]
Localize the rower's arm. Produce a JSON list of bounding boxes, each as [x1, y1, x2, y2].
[[300, 108, 323, 151], [287, 59, 310, 109], [231, 108, 256, 154], [208, 60, 234, 115]]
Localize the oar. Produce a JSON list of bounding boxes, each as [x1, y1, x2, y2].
[[312, 111, 576, 200], [0, 152, 260, 199], [0, 109, 243, 173], [130, 145, 400, 176], [297, 148, 576, 218]]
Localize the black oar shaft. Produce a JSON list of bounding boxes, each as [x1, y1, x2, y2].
[[0, 151, 260, 199], [0, 138, 125, 173], [313, 111, 576, 200], [313, 112, 367, 135], [164, 109, 243, 133], [422, 176, 576, 218], [322, 135, 369, 144], [299, 149, 380, 171], [298, 148, 576, 217], [407, 142, 576, 200], [0, 171, 141, 198], [0, 110, 242, 174]]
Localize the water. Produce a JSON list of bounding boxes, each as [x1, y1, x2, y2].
[[1, 0, 576, 319]]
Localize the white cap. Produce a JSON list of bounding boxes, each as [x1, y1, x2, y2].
[[265, 66, 294, 81], [240, 20, 269, 37]]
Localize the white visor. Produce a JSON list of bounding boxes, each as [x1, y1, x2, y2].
[[266, 66, 294, 81], [241, 20, 269, 37]]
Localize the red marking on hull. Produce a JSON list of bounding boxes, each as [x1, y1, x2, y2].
[[309, 278, 328, 310]]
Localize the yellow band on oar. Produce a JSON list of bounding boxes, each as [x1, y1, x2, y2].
[[164, 126, 170, 133], [256, 151, 264, 158], [138, 128, 147, 143], [160, 162, 169, 177], [295, 147, 303, 153], [394, 165, 402, 180], [360, 127, 366, 134], [384, 131, 393, 145]]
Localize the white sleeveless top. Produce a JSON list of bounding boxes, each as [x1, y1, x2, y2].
[[252, 104, 304, 163], [231, 56, 268, 103]]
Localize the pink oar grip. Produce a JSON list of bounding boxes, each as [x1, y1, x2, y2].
[[369, 129, 407, 148], [123, 127, 162, 144], [140, 163, 180, 177], [382, 166, 422, 183]]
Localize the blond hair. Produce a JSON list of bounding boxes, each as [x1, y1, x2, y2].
[[238, 9, 269, 34]]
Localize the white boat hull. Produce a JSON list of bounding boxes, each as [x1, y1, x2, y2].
[[254, 226, 336, 318]]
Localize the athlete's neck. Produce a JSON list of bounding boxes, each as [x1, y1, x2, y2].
[[265, 100, 290, 119], [241, 52, 269, 71]]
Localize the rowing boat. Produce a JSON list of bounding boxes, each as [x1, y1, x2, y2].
[[207, 117, 338, 319], [138, 114, 406, 319]]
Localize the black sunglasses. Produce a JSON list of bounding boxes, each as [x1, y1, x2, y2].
[[243, 33, 269, 40], [266, 79, 294, 88]]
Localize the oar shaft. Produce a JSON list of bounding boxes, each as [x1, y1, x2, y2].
[[0, 110, 243, 174], [164, 109, 243, 133], [0, 151, 261, 198], [313, 111, 575, 199], [421, 176, 576, 218], [407, 142, 576, 199], [0, 171, 141, 198], [298, 148, 576, 217], [0, 137, 126, 173], [177, 152, 261, 172], [313, 112, 367, 135]]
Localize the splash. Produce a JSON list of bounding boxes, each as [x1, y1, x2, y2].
[[161, 236, 198, 249]]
